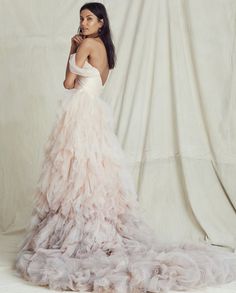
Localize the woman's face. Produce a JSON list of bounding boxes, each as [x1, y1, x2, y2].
[[80, 9, 103, 36]]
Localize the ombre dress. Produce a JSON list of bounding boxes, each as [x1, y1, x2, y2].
[[14, 53, 236, 293]]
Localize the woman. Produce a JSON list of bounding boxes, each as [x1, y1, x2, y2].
[[14, 2, 236, 293], [64, 2, 112, 89]]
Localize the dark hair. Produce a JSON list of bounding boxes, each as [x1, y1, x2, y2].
[[80, 2, 116, 69]]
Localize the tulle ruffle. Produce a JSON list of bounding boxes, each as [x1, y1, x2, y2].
[[14, 88, 236, 292]]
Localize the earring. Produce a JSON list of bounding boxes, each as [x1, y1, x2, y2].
[[98, 28, 102, 35]]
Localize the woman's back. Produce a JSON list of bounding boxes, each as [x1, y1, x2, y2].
[[86, 37, 109, 85]]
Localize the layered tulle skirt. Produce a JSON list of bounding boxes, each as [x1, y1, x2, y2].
[[14, 88, 236, 292]]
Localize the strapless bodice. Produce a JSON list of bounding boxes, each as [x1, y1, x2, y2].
[[69, 53, 107, 96]]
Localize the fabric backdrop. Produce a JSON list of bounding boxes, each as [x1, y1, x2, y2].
[[0, 0, 236, 250]]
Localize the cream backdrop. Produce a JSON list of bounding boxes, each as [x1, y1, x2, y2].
[[1, 0, 236, 252]]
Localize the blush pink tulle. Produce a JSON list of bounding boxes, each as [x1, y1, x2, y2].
[[14, 53, 236, 293]]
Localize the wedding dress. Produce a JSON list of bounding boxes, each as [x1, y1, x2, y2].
[[14, 53, 236, 293]]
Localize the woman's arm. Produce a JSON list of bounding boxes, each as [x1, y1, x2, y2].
[[63, 47, 78, 89], [63, 38, 93, 89]]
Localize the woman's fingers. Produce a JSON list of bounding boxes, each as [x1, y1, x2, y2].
[[76, 36, 83, 42], [72, 35, 83, 45], [71, 34, 84, 50]]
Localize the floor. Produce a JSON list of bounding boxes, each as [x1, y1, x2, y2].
[[1, 234, 236, 293]]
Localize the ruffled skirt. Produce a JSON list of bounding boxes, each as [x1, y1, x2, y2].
[[14, 88, 236, 292]]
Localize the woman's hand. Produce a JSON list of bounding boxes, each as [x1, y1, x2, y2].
[[71, 33, 85, 52]]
